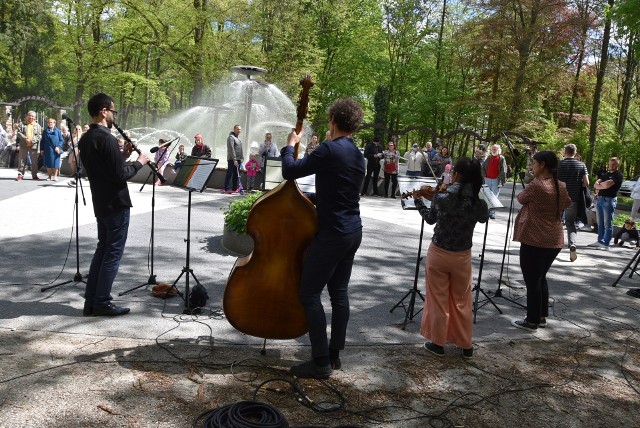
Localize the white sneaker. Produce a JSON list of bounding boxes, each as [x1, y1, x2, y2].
[[569, 245, 577, 262], [598, 245, 610, 251], [588, 241, 602, 247]]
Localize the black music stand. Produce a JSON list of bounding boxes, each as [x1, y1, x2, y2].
[[390, 218, 427, 329], [170, 156, 218, 313], [119, 140, 178, 296], [42, 139, 87, 292], [390, 176, 436, 329], [611, 246, 640, 287], [118, 168, 160, 296], [494, 139, 526, 308], [472, 185, 505, 320]]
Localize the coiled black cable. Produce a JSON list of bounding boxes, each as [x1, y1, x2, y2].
[[193, 400, 289, 428]]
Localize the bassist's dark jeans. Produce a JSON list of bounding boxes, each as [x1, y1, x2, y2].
[[298, 230, 362, 362]]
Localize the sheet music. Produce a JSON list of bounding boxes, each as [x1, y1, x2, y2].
[[187, 160, 216, 192], [479, 184, 503, 208], [172, 156, 218, 192]]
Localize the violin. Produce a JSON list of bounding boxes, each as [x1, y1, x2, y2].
[[401, 183, 448, 200]]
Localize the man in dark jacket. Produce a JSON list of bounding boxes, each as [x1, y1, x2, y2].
[[282, 98, 365, 379], [361, 138, 383, 196], [79, 93, 148, 316]]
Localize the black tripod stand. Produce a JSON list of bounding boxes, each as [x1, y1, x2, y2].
[[473, 219, 502, 322], [170, 189, 204, 314], [611, 246, 640, 287], [118, 169, 161, 296], [120, 139, 177, 296], [42, 135, 87, 292], [390, 219, 426, 329], [493, 136, 526, 308]]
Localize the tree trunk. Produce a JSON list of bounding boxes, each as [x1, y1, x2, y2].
[[617, 33, 636, 137], [586, 0, 614, 172], [568, 0, 592, 127]]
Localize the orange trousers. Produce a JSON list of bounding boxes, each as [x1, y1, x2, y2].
[[420, 243, 473, 349]]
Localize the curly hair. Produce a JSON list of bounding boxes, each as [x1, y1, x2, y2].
[[328, 98, 364, 134]]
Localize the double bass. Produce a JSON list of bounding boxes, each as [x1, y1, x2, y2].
[[222, 75, 316, 340]]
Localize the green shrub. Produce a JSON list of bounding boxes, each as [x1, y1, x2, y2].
[[221, 191, 263, 234], [618, 196, 633, 206]]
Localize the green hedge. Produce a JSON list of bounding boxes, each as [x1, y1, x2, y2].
[[222, 191, 263, 234]]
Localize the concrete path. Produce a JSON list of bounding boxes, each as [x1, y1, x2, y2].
[[1, 167, 637, 348]]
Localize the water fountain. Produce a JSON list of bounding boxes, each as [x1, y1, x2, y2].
[[144, 65, 308, 161]]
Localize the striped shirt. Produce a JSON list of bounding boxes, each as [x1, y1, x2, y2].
[[558, 158, 587, 203]]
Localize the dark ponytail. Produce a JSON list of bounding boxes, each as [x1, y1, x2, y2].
[[453, 157, 483, 200], [533, 150, 561, 218]]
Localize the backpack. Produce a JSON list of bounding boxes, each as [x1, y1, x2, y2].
[[188, 283, 209, 312]]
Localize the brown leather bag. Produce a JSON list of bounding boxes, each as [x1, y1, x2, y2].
[[151, 283, 177, 298]]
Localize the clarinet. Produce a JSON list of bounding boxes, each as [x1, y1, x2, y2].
[[113, 122, 166, 184]]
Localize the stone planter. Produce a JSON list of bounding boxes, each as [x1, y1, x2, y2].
[[222, 225, 253, 256]]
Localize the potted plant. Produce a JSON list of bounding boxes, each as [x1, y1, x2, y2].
[[221, 191, 263, 255]]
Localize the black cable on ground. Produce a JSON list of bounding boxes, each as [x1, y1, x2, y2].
[[193, 400, 289, 428]]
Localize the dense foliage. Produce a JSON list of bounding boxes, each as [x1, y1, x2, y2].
[[1, 0, 639, 175], [222, 191, 263, 234]]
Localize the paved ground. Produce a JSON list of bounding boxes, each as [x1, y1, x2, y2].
[[0, 167, 638, 427]]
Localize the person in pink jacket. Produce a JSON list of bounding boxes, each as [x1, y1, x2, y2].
[[244, 153, 261, 191], [512, 150, 571, 331]]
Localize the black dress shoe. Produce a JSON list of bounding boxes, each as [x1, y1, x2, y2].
[[92, 303, 130, 316], [82, 301, 93, 316], [290, 360, 332, 379], [330, 357, 342, 370]]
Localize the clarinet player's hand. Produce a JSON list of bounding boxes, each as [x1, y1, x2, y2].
[[138, 152, 149, 165]]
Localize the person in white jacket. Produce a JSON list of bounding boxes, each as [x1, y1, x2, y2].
[[404, 143, 425, 177]]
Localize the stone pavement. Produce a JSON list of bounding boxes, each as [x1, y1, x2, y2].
[[0, 167, 638, 349], [2, 167, 640, 427]]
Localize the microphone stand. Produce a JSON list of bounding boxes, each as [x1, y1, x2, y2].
[[140, 136, 179, 192], [42, 129, 87, 291], [116, 131, 171, 297], [493, 133, 526, 308]]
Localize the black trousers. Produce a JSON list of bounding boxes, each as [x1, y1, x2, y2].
[[519, 243, 560, 324], [384, 172, 398, 197], [361, 164, 380, 195], [298, 230, 362, 360]]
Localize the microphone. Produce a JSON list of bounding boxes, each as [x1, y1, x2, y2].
[[149, 136, 179, 153], [502, 133, 520, 157], [113, 121, 166, 184], [61, 113, 74, 125]]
